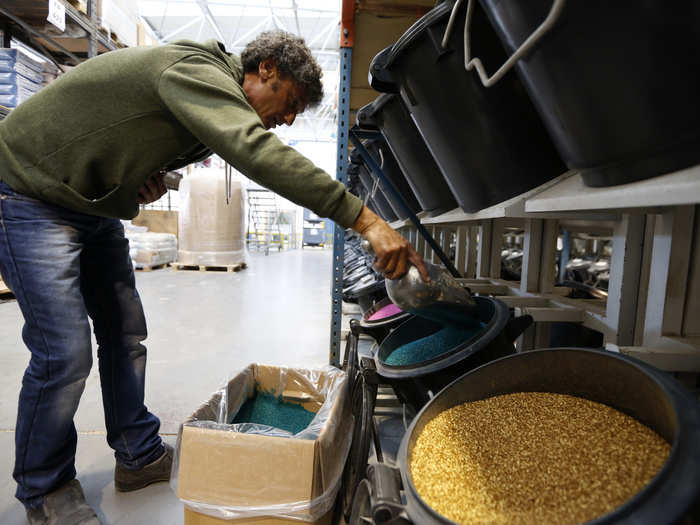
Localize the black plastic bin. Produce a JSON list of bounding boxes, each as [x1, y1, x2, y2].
[[362, 139, 422, 220], [344, 279, 388, 315], [352, 160, 399, 223], [357, 95, 457, 215], [369, 1, 564, 212], [359, 297, 412, 345], [374, 296, 531, 412], [397, 348, 700, 524], [479, 0, 700, 187]]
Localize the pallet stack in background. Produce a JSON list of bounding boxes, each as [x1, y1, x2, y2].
[[0, 48, 47, 109], [66, 0, 143, 48], [123, 221, 178, 271]]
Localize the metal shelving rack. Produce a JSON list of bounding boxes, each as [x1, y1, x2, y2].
[[385, 167, 700, 377], [329, 39, 353, 367], [0, 0, 118, 63], [329, 0, 435, 366], [328, 0, 700, 383]]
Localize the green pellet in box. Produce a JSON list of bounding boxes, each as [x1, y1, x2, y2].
[[177, 364, 352, 522], [232, 391, 317, 435]]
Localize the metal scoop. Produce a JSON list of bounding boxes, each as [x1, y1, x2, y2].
[[361, 240, 477, 325]]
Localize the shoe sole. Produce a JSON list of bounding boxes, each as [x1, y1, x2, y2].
[[115, 475, 170, 492]]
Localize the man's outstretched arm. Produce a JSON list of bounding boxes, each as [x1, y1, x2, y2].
[[351, 205, 429, 281]]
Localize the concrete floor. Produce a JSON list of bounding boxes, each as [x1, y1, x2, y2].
[[0, 248, 335, 524]]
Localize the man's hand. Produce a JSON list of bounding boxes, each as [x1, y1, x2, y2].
[[352, 205, 429, 281], [136, 173, 167, 204]]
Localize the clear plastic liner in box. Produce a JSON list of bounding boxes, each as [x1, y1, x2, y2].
[[171, 364, 353, 521], [177, 171, 248, 267]]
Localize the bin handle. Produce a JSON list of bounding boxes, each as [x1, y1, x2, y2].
[[441, 0, 566, 88], [369, 148, 384, 198]]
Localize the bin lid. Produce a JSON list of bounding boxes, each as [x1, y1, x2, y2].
[[344, 277, 387, 299], [369, 1, 454, 92], [368, 46, 397, 93], [357, 93, 398, 128], [356, 101, 379, 129]]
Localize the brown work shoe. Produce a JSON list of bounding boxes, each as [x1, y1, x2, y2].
[[114, 443, 173, 492], [25, 479, 101, 525]]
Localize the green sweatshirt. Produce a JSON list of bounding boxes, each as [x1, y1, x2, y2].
[[0, 40, 363, 228]]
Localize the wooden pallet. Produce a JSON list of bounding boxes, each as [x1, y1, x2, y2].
[[134, 263, 169, 272], [96, 26, 127, 48], [170, 262, 247, 273]]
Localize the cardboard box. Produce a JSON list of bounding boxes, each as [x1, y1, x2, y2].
[[177, 365, 351, 524], [132, 209, 178, 236]]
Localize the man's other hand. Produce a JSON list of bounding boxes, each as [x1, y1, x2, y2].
[[136, 173, 167, 204], [352, 205, 429, 281]]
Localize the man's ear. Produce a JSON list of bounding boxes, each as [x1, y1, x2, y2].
[[258, 59, 278, 82]]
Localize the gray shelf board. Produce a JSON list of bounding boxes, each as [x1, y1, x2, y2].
[[526, 166, 700, 213], [617, 343, 700, 372], [389, 218, 411, 229], [421, 172, 576, 225], [388, 211, 429, 230]]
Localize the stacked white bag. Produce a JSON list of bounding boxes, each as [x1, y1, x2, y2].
[[122, 221, 177, 269]]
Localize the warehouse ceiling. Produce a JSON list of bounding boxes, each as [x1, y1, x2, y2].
[[138, 0, 434, 142], [139, 0, 342, 142]]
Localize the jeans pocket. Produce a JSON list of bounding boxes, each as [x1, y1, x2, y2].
[[0, 183, 41, 204]]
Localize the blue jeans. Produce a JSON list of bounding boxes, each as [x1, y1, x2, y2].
[[0, 181, 163, 508]]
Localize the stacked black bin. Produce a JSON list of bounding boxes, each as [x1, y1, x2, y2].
[[354, 141, 422, 221], [369, 0, 565, 212], [479, 0, 700, 187], [357, 94, 457, 215]]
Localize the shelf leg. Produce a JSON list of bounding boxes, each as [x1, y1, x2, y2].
[[329, 46, 353, 367]]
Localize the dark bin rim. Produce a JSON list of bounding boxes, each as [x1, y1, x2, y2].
[[349, 148, 363, 164], [374, 296, 509, 378], [397, 348, 700, 525], [356, 101, 379, 129], [357, 93, 396, 126], [357, 94, 405, 130], [368, 46, 398, 93], [344, 278, 386, 299], [385, 1, 453, 69], [360, 296, 411, 326]]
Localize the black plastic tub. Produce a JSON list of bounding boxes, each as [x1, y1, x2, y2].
[[479, 1, 700, 187], [374, 296, 531, 412], [344, 279, 388, 315], [397, 348, 700, 524], [359, 297, 413, 345], [357, 95, 457, 215], [369, 1, 564, 213], [362, 139, 422, 220], [353, 160, 399, 222]]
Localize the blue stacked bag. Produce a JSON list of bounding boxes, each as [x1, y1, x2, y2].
[[0, 49, 45, 108]]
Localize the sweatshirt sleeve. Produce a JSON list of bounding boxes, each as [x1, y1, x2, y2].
[[157, 53, 363, 229]]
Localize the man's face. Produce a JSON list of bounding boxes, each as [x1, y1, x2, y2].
[[244, 60, 306, 130]]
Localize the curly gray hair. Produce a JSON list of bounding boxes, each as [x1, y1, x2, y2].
[[241, 30, 323, 108]]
